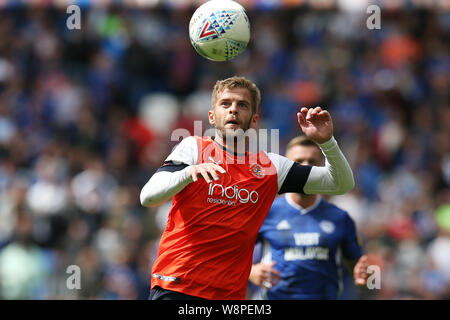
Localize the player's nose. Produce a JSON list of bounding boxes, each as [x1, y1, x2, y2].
[[229, 102, 239, 114]]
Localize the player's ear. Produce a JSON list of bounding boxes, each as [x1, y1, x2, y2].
[[208, 109, 215, 125], [250, 112, 259, 128]]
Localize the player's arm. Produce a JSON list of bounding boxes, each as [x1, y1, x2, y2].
[[140, 137, 226, 207], [271, 139, 354, 196], [274, 107, 354, 195], [340, 214, 369, 286], [140, 162, 225, 207], [302, 135, 355, 195], [249, 240, 281, 290], [140, 163, 193, 207], [300, 107, 354, 195], [249, 262, 281, 289]]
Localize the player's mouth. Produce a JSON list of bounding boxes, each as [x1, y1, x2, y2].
[[225, 119, 240, 128]]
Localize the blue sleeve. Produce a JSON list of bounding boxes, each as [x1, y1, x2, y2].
[[341, 214, 363, 260], [252, 241, 263, 264], [253, 218, 267, 263]]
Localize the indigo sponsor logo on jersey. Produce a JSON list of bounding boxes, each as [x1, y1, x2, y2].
[[207, 183, 259, 204]]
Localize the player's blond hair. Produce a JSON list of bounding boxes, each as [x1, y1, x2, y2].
[[211, 76, 261, 114]]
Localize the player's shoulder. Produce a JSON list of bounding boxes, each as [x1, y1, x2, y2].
[[174, 135, 214, 150], [266, 195, 289, 217], [166, 136, 201, 165], [319, 199, 351, 220], [179, 135, 206, 143], [266, 152, 290, 164], [272, 194, 288, 207], [192, 135, 216, 148], [266, 152, 294, 175]]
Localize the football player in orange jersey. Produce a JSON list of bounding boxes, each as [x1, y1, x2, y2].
[[141, 76, 355, 300]]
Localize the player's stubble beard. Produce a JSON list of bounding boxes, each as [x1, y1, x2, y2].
[[215, 115, 254, 155]]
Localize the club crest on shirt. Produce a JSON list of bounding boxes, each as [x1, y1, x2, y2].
[[249, 163, 265, 179], [319, 220, 335, 234]]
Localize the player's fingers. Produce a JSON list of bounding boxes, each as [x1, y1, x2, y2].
[[355, 270, 365, 280], [313, 106, 322, 114], [317, 110, 329, 118], [270, 268, 281, 279], [206, 167, 220, 181], [190, 168, 199, 182], [257, 274, 265, 283], [297, 112, 307, 127], [355, 266, 367, 275], [211, 163, 226, 174], [270, 267, 280, 275], [300, 107, 309, 115], [198, 168, 212, 183], [306, 107, 314, 120]]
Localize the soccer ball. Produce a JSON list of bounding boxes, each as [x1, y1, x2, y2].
[[189, 0, 250, 62]]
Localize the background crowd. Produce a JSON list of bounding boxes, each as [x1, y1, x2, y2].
[[0, 1, 448, 299]]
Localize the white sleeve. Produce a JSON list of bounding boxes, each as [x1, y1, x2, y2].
[[267, 152, 295, 192], [140, 136, 198, 207], [303, 137, 355, 195], [140, 166, 193, 207], [165, 136, 198, 165]]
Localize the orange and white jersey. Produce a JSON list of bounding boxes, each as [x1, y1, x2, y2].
[[151, 136, 311, 299]]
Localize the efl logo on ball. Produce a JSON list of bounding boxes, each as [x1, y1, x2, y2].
[[189, 0, 250, 62]]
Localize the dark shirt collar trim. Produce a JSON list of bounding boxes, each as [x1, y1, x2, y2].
[[211, 136, 248, 157]]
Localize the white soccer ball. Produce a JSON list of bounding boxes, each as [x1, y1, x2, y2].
[[189, 0, 250, 62]]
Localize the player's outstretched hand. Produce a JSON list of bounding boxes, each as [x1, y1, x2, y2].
[[353, 255, 369, 286], [249, 262, 281, 290], [297, 107, 333, 144], [189, 163, 226, 183]]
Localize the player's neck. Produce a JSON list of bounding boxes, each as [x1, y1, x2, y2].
[[288, 193, 318, 209], [214, 132, 247, 155]]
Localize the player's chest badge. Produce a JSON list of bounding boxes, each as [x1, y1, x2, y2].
[[319, 220, 335, 234], [249, 163, 265, 179]]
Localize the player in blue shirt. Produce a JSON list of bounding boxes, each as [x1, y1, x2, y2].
[[249, 136, 368, 300]]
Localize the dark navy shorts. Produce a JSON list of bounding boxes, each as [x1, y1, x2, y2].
[[149, 286, 207, 300]]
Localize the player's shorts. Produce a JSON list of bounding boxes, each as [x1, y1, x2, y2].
[[149, 286, 207, 300]]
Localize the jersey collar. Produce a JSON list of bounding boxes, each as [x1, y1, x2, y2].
[[211, 136, 248, 157], [285, 194, 322, 215]]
